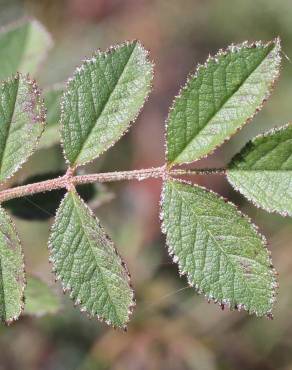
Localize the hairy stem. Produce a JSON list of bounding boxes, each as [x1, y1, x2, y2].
[[0, 166, 225, 203]]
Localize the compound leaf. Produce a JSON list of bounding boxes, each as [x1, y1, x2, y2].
[[161, 180, 277, 316], [166, 39, 281, 166], [227, 124, 292, 216], [0, 74, 46, 183], [25, 275, 61, 317], [49, 190, 134, 329], [0, 206, 25, 324], [61, 40, 153, 167], [0, 19, 52, 80]]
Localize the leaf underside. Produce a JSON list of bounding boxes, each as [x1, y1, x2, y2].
[[0, 206, 25, 324], [25, 275, 61, 317], [227, 124, 292, 216], [166, 39, 281, 166], [49, 190, 134, 329], [0, 19, 52, 80], [0, 74, 46, 183], [161, 180, 276, 316], [61, 40, 153, 167]]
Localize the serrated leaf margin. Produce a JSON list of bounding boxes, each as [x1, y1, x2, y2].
[[0, 73, 46, 185], [227, 122, 292, 217], [165, 38, 281, 167], [160, 177, 278, 317], [48, 189, 136, 330], [0, 206, 26, 325], [60, 40, 154, 169]]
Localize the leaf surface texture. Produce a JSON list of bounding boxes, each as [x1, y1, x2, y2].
[[61, 41, 153, 167], [161, 180, 276, 316], [166, 40, 281, 165], [227, 124, 292, 216], [0, 206, 24, 324], [49, 191, 134, 328], [0, 74, 45, 182]]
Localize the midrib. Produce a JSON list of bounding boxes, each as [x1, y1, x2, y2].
[[74, 44, 136, 164], [170, 183, 269, 302], [171, 44, 276, 164], [71, 193, 123, 324], [0, 78, 20, 176]]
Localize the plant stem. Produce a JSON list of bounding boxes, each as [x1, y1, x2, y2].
[[0, 166, 226, 203]]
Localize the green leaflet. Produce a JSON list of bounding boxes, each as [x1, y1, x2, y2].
[[25, 275, 61, 317], [166, 39, 281, 166], [61, 41, 153, 167], [49, 190, 134, 328], [161, 180, 276, 316], [0, 19, 52, 80], [0, 74, 46, 183], [39, 85, 63, 149], [0, 206, 25, 324], [227, 124, 292, 216]]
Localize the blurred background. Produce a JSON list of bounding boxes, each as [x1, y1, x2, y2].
[[0, 0, 292, 369]]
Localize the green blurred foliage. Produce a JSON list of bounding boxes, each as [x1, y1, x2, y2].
[[0, 0, 292, 369], [24, 275, 61, 317]]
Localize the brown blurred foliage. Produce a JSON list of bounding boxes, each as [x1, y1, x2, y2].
[[0, 0, 292, 369]]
